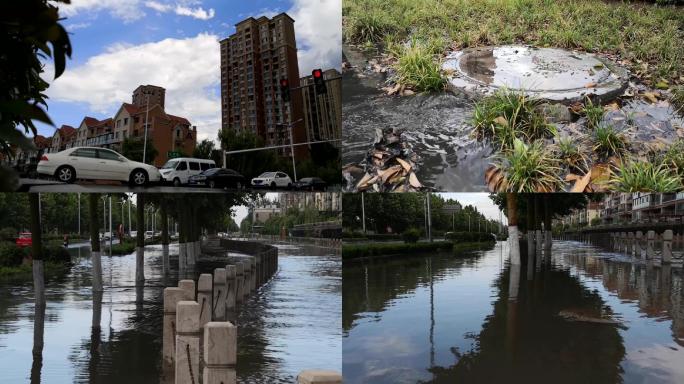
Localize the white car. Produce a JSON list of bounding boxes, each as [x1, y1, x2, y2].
[[251, 171, 293, 189], [37, 147, 161, 187]]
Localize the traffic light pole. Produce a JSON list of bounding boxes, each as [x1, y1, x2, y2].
[[288, 118, 303, 182]]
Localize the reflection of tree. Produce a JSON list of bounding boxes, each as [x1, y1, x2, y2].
[[343, 248, 493, 332], [419, 263, 625, 383], [461, 49, 496, 85]]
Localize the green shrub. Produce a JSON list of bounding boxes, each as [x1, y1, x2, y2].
[[402, 228, 422, 243], [111, 240, 136, 255], [0, 241, 27, 267]]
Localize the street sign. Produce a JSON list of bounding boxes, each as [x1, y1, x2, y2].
[[167, 151, 182, 159]]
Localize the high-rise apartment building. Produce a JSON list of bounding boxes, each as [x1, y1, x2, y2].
[[132, 85, 166, 110], [220, 13, 306, 159], [300, 68, 341, 147]]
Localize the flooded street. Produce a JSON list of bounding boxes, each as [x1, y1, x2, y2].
[[342, 46, 490, 192], [0, 241, 341, 383], [342, 241, 684, 383]]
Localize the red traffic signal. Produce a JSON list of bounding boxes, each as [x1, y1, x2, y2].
[[312, 68, 326, 95], [280, 78, 290, 102]]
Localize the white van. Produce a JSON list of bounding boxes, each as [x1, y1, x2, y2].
[[159, 157, 216, 186]]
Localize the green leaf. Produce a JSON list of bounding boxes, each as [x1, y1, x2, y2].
[[0, 128, 37, 152]]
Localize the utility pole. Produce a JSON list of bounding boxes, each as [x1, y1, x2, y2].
[[426, 193, 432, 242], [361, 193, 366, 234], [142, 91, 150, 164], [77, 193, 81, 236], [128, 197, 132, 237]]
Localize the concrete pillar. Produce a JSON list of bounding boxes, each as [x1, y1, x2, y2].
[[527, 231, 535, 261], [162, 287, 185, 373], [226, 265, 236, 314], [244, 259, 252, 298], [203, 322, 237, 384], [235, 263, 245, 305], [135, 246, 145, 284], [197, 274, 212, 329], [250, 257, 257, 293], [175, 301, 200, 384], [535, 229, 542, 255], [162, 244, 170, 277], [647, 230, 655, 260], [178, 279, 196, 301], [297, 370, 342, 384], [179, 242, 187, 267], [213, 268, 227, 321], [663, 230, 673, 263], [636, 231, 644, 258], [627, 232, 634, 256]]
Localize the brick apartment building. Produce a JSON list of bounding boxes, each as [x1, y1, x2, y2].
[[49, 85, 197, 167], [300, 68, 341, 147], [220, 13, 306, 159]]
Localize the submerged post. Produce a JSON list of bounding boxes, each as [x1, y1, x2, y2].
[[663, 230, 673, 263], [226, 265, 236, 316], [636, 231, 644, 259], [175, 301, 200, 384], [178, 279, 196, 301], [647, 230, 655, 260], [213, 268, 227, 321], [197, 274, 212, 329], [297, 370, 343, 384], [162, 287, 185, 375], [203, 322, 237, 384]]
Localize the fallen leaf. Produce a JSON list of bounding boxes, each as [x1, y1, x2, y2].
[[396, 157, 412, 172], [643, 92, 658, 103], [409, 172, 423, 188], [379, 165, 402, 183], [493, 116, 508, 127], [571, 171, 592, 192], [585, 82, 597, 88], [565, 173, 581, 182]]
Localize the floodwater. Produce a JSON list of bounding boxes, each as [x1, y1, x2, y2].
[[0, 241, 341, 383], [343, 241, 684, 383], [342, 46, 489, 192]]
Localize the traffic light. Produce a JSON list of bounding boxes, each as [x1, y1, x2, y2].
[[280, 78, 290, 102], [312, 68, 327, 95]]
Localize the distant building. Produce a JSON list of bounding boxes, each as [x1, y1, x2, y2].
[[56, 85, 196, 167], [300, 68, 341, 147], [252, 204, 281, 224], [220, 13, 306, 159]]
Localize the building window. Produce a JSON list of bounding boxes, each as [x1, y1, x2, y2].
[[124, 117, 128, 125]]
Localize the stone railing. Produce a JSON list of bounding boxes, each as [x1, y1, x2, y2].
[[556, 230, 684, 264]]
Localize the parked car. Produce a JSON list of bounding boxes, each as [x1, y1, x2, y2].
[[293, 177, 327, 191], [36, 147, 161, 186], [159, 157, 216, 186], [15, 232, 32, 247], [188, 168, 245, 189], [251, 171, 293, 189]]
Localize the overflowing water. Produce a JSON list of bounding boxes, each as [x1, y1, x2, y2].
[[342, 241, 684, 383], [0, 241, 341, 383], [342, 46, 490, 192]]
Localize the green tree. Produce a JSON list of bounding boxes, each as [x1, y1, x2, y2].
[[0, 0, 72, 190], [219, 128, 287, 179], [193, 139, 215, 159], [121, 137, 158, 164]]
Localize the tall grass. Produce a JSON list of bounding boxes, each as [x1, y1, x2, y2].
[[610, 162, 683, 192], [496, 138, 563, 192], [592, 125, 628, 161], [343, 0, 684, 82], [388, 38, 446, 92]]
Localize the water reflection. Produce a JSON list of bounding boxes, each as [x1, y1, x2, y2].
[[343, 241, 684, 383]]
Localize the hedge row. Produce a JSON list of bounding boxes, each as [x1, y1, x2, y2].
[[445, 232, 496, 243], [0, 241, 70, 267]]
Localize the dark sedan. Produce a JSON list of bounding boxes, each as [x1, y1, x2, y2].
[[188, 168, 245, 189], [293, 177, 327, 191]]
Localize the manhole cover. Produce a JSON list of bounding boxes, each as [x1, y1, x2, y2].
[[443, 45, 629, 103]]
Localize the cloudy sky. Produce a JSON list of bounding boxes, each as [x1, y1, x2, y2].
[[439, 193, 507, 224], [37, 0, 341, 144]]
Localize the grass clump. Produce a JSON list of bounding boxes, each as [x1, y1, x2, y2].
[[657, 139, 684, 178], [583, 98, 604, 129], [472, 89, 556, 150], [610, 161, 683, 192], [556, 136, 588, 173], [496, 138, 563, 192], [592, 125, 628, 161], [389, 38, 446, 92], [671, 85, 684, 114]]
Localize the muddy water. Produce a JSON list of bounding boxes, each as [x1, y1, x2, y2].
[[342, 46, 490, 192], [0, 241, 341, 383], [343, 241, 684, 383]]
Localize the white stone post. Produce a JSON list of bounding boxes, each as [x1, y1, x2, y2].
[[92, 251, 103, 292], [297, 370, 343, 384], [663, 230, 673, 263], [162, 287, 185, 374], [213, 268, 227, 321], [647, 230, 655, 260], [226, 265, 236, 313], [235, 263, 245, 305], [179, 279, 196, 301], [175, 301, 200, 384], [197, 274, 212, 329], [203, 322, 237, 384]]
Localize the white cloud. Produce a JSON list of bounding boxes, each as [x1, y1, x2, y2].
[[58, 0, 145, 23], [288, 0, 342, 76], [65, 22, 92, 31], [144, 1, 215, 20], [46, 33, 222, 143]]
